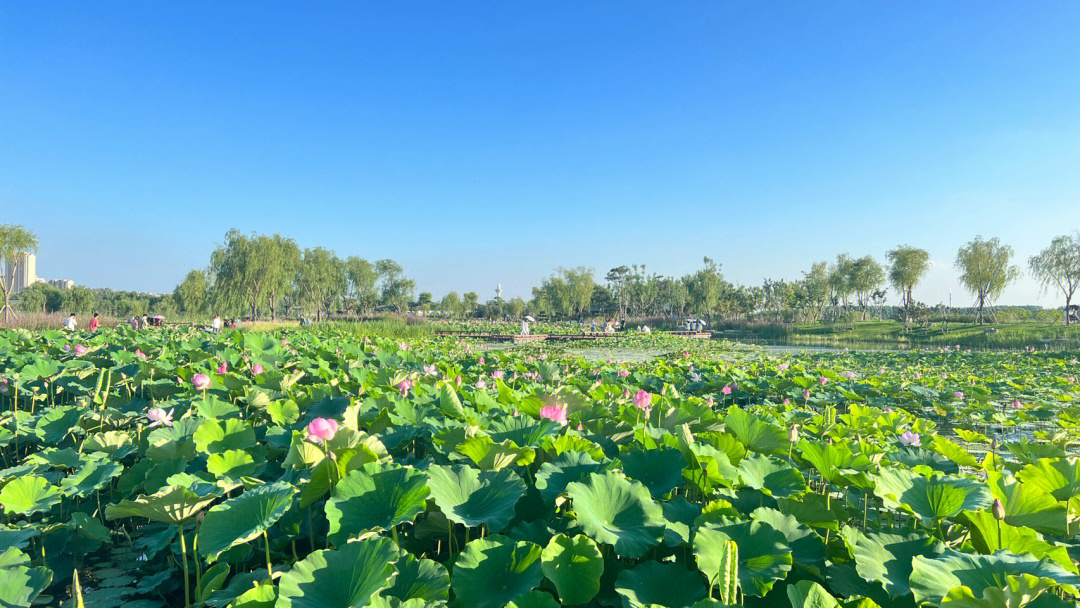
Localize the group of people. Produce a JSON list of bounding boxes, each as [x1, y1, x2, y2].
[[61, 312, 101, 331], [208, 315, 240, 333]]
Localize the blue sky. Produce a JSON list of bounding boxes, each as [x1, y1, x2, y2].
[[2, 1, 1078, 306]]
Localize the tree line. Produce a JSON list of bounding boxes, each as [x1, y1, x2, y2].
[[2, 224, 1079, 326]]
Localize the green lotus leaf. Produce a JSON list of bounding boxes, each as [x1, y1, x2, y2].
[[694, 518, 792, 597], [535, 451, 611, 503], [566, 471, 664, 558], [614, 561, 707, 608], [621, 448, 686, 497], [34, 405, 86, 445], [797, 439, 871, 485], [207, 449, 263, 479], [231, 580, 278, 608], [276, 536, 398, 608], [927, 436, 979, 469], [909, 549, 1080, 606], [456, 436, 535, 470], [939, 573, 1065, 608], [426, 464, 525, 532], [199, 481, 296, 560], [505, 590, 559, 608], [960, 510, 1077, 574], [106, 484, 217, 525], [25, 447, 81, 469], [843, 527, 943, 599], [193, 419, 257, 454], [452, 536, 543, 608], [326, 463, 429, 545], [1017, 457, 1080, 502], [872, 468, 991, 523], [786, 580, 840, 608], [738, 453, 806, 498], [381, 553, 449, 604], [986, 471, 1066, 536], [749, 507, 825, 578], [0, 526, 38, 550], [724, 407, 788, 455], [0, 475, 61, 515], [0, 548, 53, 608], [540, 534, 603, 605], [60, 459, 124, 497]]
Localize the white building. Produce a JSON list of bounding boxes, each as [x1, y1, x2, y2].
[[49, 278, 75, 290], [2, 253, 37, 293]]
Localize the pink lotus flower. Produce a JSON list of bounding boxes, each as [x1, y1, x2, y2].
[[1011, 400, 1022, 409], [538, 353, 548, 360], [577, 422, 584, 431], [884, 407, 894, 413], [217, 361, 228, 374], [74, 344, 87, 356], [731, 383, 739, 390], [398, 379, 413, 397], [898, 431, 921, 447], [135, 349, 147, 359], [782, 398, 790, 405], [842, 371, 856, 379], [721, 385, 732, 395], [777, 363, 789, 372], [819, 377, 828, 386], [539, 405, 568, 426], [706, 396, 714, 406], [914, 372, 921, 379], [633, 390, 651, 411], [492, 370, 504, 380], [476, 379, 487, 390], [423, 364, 437, 376], [147, 407, 174, 428], [1070, 376, 1077, 383], [192, 374, 211, 390], [478, 357, 485, 365], [306, 417, 338, 443], [455, 375, 462, 387], [252, 363, 265, 375], [0, 379, 8, 394], [623, 388, 631, 399], [63, 344, 71, 352], [281, 339, 289, 346], [803, 389, 811, 400], [619, 370, 629, 378], [954, 391, 964, 400]]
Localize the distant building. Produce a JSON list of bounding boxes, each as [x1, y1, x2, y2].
[[2, 253, 37, 293], [49, 279, 75, 290]]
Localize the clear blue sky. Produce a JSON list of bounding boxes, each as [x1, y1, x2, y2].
[[2, 2, 1078, 306]]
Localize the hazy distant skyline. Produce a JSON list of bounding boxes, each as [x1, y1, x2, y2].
[[3, 2, 1078, 307]]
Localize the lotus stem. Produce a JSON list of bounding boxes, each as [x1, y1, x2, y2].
[[263, 530, 273, 580], [178, 525, 191, 608]]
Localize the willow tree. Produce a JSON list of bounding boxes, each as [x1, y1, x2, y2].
[[1029, 234, 1080, 325], [297, 247, 347, 321], [0, 224, 39, 322], [955, 236, 1019, 324], [886, 245, 931, 331]]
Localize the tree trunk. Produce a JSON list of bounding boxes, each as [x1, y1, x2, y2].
[[1066, 294, 1072, 326]]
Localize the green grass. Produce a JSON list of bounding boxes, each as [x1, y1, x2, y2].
[[737, 320, 1080, 350], [315, 317, 436, 340]]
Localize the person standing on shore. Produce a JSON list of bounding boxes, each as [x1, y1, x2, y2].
[[88, 312, 100, 331], [62, 313, 77, 331]]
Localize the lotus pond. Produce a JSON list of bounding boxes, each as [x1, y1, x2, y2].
[[1, 327, 1080, 608]]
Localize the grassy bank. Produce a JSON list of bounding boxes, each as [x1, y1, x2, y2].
[[726, 320, 1080, 350]]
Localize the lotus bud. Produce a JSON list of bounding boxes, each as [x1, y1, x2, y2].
[[788, 425, 799, 443], [991, 438, 999, 453], [992, 498, 1005, 521]]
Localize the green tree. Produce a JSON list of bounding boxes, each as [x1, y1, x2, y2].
[[439, 291, 462, 317], [345, 257, 378, 313], [15, 282, 57, 314], [265, 235, 301, 320], [684, 257, 723, 320], [63, 286, 96, 315], [955, 236, 1020, 324], [0, 224, 39, 322], [849, 255, 884, 321], [375, 259, 415, 312], [297, 247, 346, 321], [886, 246, 931, 330], [173, 270, 211, 318], [1029, 234, 1080, 325], [462, 292, 480, 316], [801, 261, 830, 322], [210, 230, 277, 320]]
